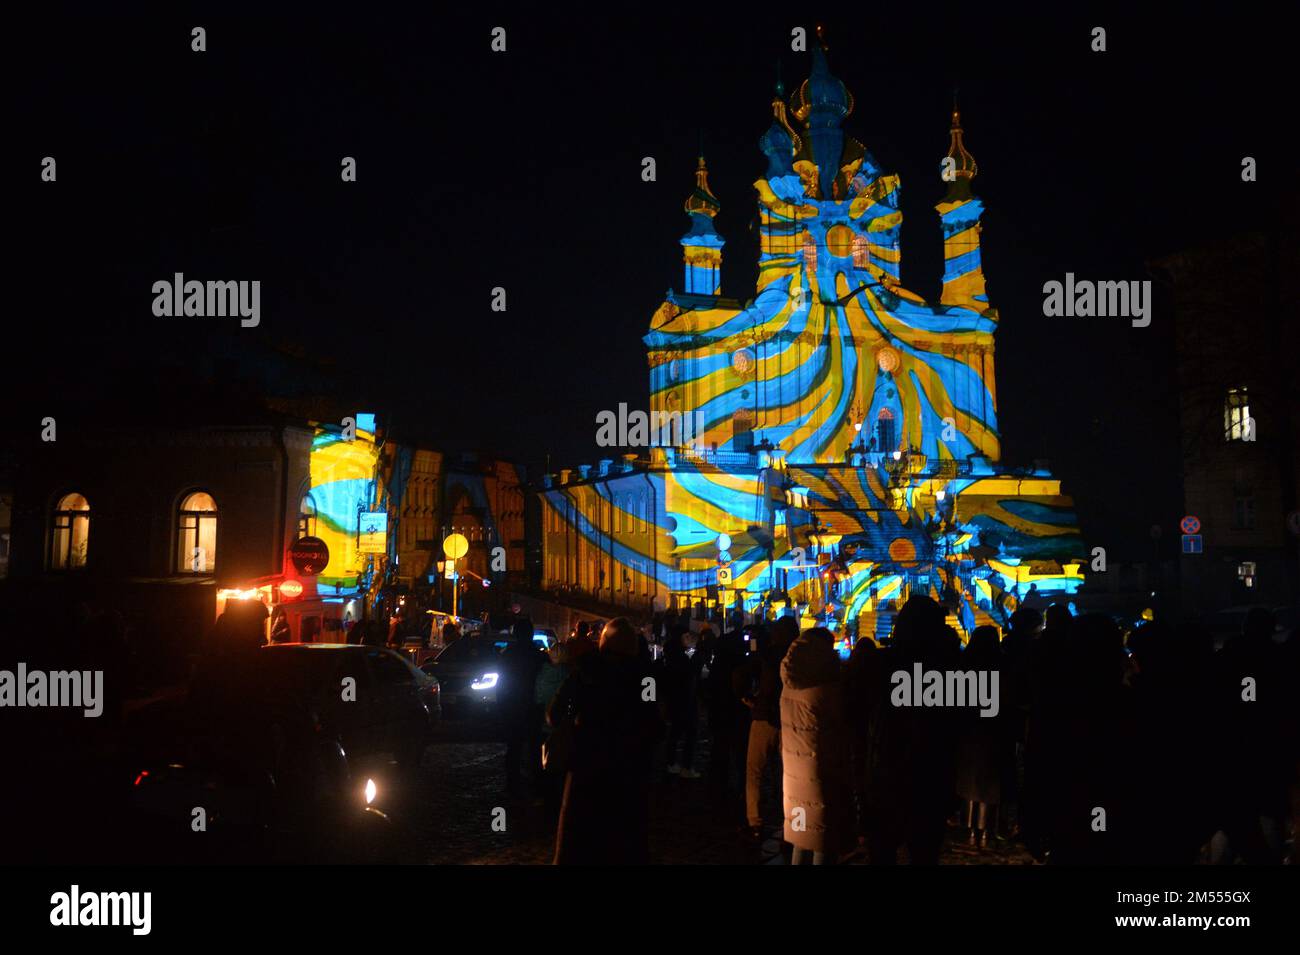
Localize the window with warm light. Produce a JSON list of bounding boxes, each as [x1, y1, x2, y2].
[[50, 492, 90, 570], [1224, 387, 1252, 441], [177, 491, 218, 574], [298, 493, 317, 539]]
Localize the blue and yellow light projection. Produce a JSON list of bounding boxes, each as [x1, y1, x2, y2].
[[541, 43, 1084, 638], [308, 413, 380, 588]]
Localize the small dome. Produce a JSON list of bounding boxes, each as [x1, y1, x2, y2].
[[759, 120, 792, 158], [791, 45, 853, 125], [946, 109, 977, 179], [684, 156, 720, 217]]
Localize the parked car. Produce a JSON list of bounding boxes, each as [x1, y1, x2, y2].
[[129, 644, 437, 862], [1201, 605, 1297, 650], [264, 644, 440, 773], [421, 636, 506, 716]]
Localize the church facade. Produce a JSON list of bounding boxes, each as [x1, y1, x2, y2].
[[540, 45, 1084, 642]]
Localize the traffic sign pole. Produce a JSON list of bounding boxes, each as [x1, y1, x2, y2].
[[443, 533, 469, 621]]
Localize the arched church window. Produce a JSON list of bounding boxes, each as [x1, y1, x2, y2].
[[876, 409, 897, 453], [852, 234, 870, 268]]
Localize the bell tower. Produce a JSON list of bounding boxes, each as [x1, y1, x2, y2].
[[935, 102, 989, 310], [680, 156, 724, 295]]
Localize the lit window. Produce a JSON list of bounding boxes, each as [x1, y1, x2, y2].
[[852, 234, 870, 269], [1224, 388, 1253, 441], [50, 492, 90, 570], [177, 491, 218, 574], [298, 493, 317, 539], [802, 230, 817, 271]]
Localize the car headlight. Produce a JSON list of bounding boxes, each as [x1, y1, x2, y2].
[[364, 778, 377, 805], [470, 672, 499, 691]]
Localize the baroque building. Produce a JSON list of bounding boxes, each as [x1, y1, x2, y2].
[[541, 44, 1085, 640]]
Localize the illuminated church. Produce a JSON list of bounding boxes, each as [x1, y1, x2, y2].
[[541, 42, 1084, 641]]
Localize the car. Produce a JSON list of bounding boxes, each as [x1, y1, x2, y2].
[[421, 636, 506, 716], [259, 644, 440, 774], [534, 628, 558, 650], [1200, 605, 1297, 650], [129, 644, 436, 862]]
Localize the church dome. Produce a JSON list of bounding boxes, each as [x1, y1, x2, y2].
[[791, 44, 853, 125]]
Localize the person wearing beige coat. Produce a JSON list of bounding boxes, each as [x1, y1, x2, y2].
[[780, 627, 850, 864]]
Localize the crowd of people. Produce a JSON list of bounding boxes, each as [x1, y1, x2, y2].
[[495, 599, 1299, 866]]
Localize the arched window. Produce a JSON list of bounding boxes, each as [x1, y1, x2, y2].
[[876, 408, 897, 453], [50, 492, 90, 570], [802, 229, 818, 272], [177, 491, 218, 574], [852, 234, 870, 269], [299, 493, 317, 539]]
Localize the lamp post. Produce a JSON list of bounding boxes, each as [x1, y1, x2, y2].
[[443, 533, 469, 620]]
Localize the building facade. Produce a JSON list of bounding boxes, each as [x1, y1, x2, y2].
[[1156, 224, 1300, 614], [540, 45, 1086, 640], [1, 421, 313, 667]]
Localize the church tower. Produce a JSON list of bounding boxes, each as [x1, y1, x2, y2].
[[680, 156, 724, 295], [935, 103, 989, 310]]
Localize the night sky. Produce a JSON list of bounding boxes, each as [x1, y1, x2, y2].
[[10, 9, 1289, 559]]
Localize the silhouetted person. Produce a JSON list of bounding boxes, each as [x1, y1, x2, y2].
[[663, 626, 702, 777], [300, 615, 321, 644], [736, 616, 797, 837], [863, 595, 960, 865], [1211, 607, 1297, 863], [954, 625, 1006, 847], [186, 601, 286, 805], [360, 619, 387, 647], [1021, 603, 1072, 857], [500, 617, 546, 797], [1043, 613, 1131, 864], [1124, 618, 1215, 863], [845, 633, 883, 845], [549, 618, 664, 864], [535, 640, 573, 816], [701, 624, 748, 820], [1000, 605, 1041, 844], [781, 626, 849, 864]]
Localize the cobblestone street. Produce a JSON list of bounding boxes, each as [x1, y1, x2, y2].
[[389, 720, 1036, 865]]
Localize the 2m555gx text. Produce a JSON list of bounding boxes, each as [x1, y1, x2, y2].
[[1119, 891, 1251, 905], [1186, 892, 1251, 904]]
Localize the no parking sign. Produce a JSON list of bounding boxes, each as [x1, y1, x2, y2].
[[1179, 515, 1201, 535]]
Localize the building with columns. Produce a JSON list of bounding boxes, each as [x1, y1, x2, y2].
[[540, 43, 1085, 641]]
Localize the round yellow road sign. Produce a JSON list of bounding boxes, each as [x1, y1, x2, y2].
[[443, 533, 469, 560]]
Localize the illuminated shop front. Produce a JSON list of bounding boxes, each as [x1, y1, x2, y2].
[[541, 42, 1084, 639], [216, 575, 362, 643], [218, 413, 383, 642]]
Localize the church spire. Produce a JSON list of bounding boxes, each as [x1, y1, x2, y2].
[[789, 33, 855, 199], [936, 99, 988, 310], [680, 156, 724, 295], [944, 93, 978, 199], [759, 67, 799, 179], [684, 155, 720, 218]]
